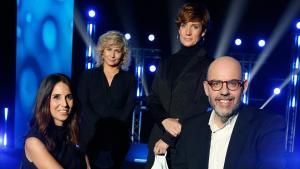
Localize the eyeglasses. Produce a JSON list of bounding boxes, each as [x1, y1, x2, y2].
[[206, 79, 244, 91]]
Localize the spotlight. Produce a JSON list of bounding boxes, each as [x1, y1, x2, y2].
[[296, 21, 300, 29], [148, 34, 155, 42], [4, 108, 8, 122], [235, 38, 242, 46], [292, 96, 296, 107], [88, 10, 95, 18], [258, 39, 265, 47], [273, 88, 281, 95], [149, 65, 156, 72], [125, 33, 131, 40]]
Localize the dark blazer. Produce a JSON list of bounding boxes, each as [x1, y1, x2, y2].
[[145, 45, 213, 168], [173, 106, 286, 169]]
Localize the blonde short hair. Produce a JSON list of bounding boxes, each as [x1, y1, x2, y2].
[[95, 31, 131, 70]]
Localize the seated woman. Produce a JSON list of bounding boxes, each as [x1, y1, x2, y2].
[[20, 73, 83, 169]]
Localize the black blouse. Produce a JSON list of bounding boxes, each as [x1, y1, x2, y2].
[[20, 124, 81, 169]]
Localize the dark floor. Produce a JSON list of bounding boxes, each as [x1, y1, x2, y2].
[[0, 143, 148, 169], [1, 144, 300, 169]]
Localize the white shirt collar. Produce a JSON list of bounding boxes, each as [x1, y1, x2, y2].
[[208, 110, 238, 133]]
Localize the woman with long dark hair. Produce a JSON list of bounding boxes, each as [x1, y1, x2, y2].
[[20, 73, 82, 169]]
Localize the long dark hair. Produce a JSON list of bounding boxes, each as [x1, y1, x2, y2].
[[30, 73, 79, 150]]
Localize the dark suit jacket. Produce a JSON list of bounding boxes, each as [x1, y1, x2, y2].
[[147, 46, 213, 146], [173, 106, 286, 169]]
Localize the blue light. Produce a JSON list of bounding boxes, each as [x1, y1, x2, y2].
[[26, 13, 32, 23], [258, 39, 266, 47], [126, 143, 148, 163], [298, 35, 300, 47], [148, 34, 155, 41], [243, 95, 246, 103], [4, 108, 8, 121], [125, 33, 131, 40], [88, 46, 92, 57], [296, 57, 299, 69], [136, 87, 140, 97], [42, 19, 57, 50], [294, 75, 298, 86], [87, 62, 91, 69], [292, 96, 296, 107], [17, 26, 22, 38], [88, 10, 95, 18], [235, 38, 242, 46], [244, 72, 248, 80], [137, 66, 141, 78], [273, 88, 281, 95], [134, 159, 147, 163], [89, 24, 93, 35], [296, 21, 300, 29], [149, 65, 156, 72], [3, 133, 7, 147]]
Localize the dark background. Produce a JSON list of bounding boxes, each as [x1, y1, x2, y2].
[[1, 0, 300, 167]]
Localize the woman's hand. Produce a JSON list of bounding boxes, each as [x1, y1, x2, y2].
[[161, 118, 182, 137], [154, 139, 169, 155]]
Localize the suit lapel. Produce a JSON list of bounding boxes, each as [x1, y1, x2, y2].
[[224, 107, 253, 169], [201, 124, 211, 169]]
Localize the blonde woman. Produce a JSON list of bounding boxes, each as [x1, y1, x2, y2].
[[78, 31, 136, 169]]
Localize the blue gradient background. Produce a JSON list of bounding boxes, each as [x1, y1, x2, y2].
[[15, 0, 74, 148]]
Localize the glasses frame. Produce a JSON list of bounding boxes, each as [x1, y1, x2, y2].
[[206, 79, 244, 91]]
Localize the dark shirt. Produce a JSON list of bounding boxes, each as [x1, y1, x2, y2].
[[77, 66, 136, 167], [171, 43, 202, 85], [20, 124, 81, 169]]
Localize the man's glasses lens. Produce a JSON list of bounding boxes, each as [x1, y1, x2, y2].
[[207, 80, 243, 91]]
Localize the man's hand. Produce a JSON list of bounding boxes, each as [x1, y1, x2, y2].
[[162, 118, 182, 137], [154, 139, 169, 155]]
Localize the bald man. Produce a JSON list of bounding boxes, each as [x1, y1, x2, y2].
[[172, 56, 286, 169]]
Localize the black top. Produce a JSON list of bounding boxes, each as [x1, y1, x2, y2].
[[20, 124, 81, 169], [171, 43, 202, 84], [77, 66, 136, 166], [148, 42, 213, 126]]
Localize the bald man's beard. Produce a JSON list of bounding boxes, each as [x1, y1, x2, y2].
[[208, 96, 241, 124]]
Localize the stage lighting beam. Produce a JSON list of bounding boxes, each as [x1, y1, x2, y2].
[[249, 0, 300, 83], [214, 0, 248, 57], [260, 68, 300, 109]]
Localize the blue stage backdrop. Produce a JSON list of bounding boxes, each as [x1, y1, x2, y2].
[[15, 0, 74, 148]]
